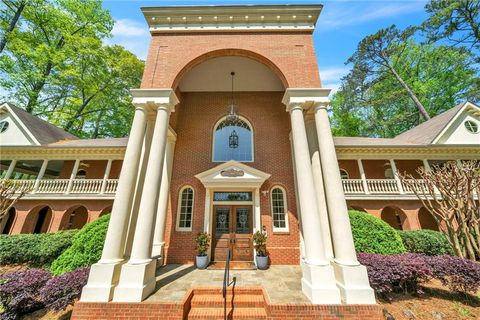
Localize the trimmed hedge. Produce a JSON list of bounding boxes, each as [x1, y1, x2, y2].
[[349, 210, 406, 255], [0, 230, 77, 267], [399, 230, 453, 256], [50, 214, 110, 275]]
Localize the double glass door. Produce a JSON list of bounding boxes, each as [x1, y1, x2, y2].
[[213, 205, 253, 261]]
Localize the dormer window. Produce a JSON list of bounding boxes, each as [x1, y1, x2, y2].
[[0, 121, 9, 133], [464, 120, 479, 134]]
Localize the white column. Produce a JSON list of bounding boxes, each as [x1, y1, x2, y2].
[[100, 159, 113, 194], [81, 105, 148, 302], [390, 159, 404, 194], [287, 103, 340, 304], [152, 138, 175, 259], [32, 160, 49, 192], [113, 102, 174, 302], [313, 103, 375, 304], [357, 159, 370, 194], [65, 159, 80, 194], [305, 117, 333, 259], [423, 159, 431, 172], [4, 160, 17, 180]]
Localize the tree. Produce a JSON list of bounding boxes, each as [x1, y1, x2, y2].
[[0, 179, 28, 221], [0, 0, 26, 53], [422, 0, 479, 57], [332, 42, 479, 138], [399, 161, 480, 261], [347, 25, 431, 121]]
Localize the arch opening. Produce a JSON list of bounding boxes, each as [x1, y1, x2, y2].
[[64, 206, 89, 230], [30, 206, 53, 234], [1, 207, 16, 234], [418, 207, 439, 231], [381, 206, 407, 230]]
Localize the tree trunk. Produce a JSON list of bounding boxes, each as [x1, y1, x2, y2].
[[0, 1, 25, 54], [388, 64, 431, 121], [25, 61, 53, 113]]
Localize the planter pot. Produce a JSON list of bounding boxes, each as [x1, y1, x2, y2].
[[256, 255, 269, 270], [196, 255, 209, 269]]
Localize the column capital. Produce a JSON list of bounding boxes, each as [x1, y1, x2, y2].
[[131, 88, 179, 113], [282, 88, 331, 113]]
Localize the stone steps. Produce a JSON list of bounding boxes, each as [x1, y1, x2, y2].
[[188, 306, 267, 319]]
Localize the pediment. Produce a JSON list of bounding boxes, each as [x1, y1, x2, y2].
[[434, 102, 480, 145], [195, 160, 271, 188]]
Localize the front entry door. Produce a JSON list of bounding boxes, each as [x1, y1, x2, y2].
[[213, 205, 253, 261]]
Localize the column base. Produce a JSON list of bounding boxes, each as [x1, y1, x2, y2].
[[80, 261, 124, 302], [301, 260, 342, 304], [332, 260, 376, 304], [112, 259, 157, 302]]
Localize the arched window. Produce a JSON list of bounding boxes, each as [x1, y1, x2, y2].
[[271, 187, 289, 232], [76, 169, 87, 179], [176, 186, 194, 231], [339, 169, 349, 179], [213, 117, 253, 162]]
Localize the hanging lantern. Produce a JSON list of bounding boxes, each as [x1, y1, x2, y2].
[[225, 71, 239, 125], [229, 130, 239, 149]]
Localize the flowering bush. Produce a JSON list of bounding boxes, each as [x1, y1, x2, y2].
[[359, 253, 480, 300], [426, 255, 480, 294], [194, 232, 210, 256], [39, 267, 90, 311], [0, 269, 52, 319], [252, 230, 268, 257]]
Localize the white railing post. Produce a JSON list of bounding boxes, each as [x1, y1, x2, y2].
[[100, 159, 113, 194], [65, 159, 80, 194], [423, 159, 431, 172], [390, 159, 404, 194], [32, 160, 49, 193], [3, 160, 17, 180], [357, 159, 369, 194]]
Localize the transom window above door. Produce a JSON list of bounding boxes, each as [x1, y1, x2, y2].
[[213, 117, 253, 162]]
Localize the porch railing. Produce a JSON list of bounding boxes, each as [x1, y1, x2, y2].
[[342, 178, 428, 195], [11, 178, 119, 195]]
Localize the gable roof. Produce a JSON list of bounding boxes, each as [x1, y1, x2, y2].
[[394, 102, 477, 145], [1, 103, 78, 145]]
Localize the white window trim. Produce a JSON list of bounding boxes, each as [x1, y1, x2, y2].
[[270, 186, 289, 233], [176, 185, 194, 232], [339, 168, 349, 179], [212, 115, 254, 163]]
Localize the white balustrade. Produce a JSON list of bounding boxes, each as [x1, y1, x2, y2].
[[104, 179, 118, 194], [36, 179, 70, 193], [401, 179, 428, 194], [9, 179, 119, 195], [342, 179, 364, 194], [366, 179, 399, 194]]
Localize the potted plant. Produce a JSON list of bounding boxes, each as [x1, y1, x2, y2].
[[195, 232, 210, 269], [253, 230, 268, 270]]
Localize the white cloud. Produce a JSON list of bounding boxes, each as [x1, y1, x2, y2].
[[320, 66, 350, 82], [318, 1, 426, 30], [107, 18, 150, 60]]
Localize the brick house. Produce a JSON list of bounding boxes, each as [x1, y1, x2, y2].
[[1, 3, 479, 313]]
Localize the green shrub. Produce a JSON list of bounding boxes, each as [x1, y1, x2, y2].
[[0, 230, 77, 267], [349, 210, 406, 255], [398, 230, 453, 256], [50, 214, 110, 275]]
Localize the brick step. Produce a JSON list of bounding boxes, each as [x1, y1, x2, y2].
[[188, 307, 267, 320], [192, 287, 264, 296], [191, 293, 265, 307]]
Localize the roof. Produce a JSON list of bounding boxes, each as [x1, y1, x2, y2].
[[394, 102, 467, 144], [2, 103, 78, 145]]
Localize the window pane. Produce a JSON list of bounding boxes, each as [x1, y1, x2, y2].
[[271, 188, 287, 230], [213, 118, 253, 161], [178, 188, 194, 229]]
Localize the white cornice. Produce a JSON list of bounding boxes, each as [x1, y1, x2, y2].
[[0, 147, 125, 160], [141, 5, 322, 33]]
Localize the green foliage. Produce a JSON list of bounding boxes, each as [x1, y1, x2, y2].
[[399, 230, 454, 256], [0, 230, 77, 267], [349, 210, 406, 254], [194, 232, 211, 257], [0, 0, 144, 138], [50, 214, 110, 276], [252, 230, 268, 257]]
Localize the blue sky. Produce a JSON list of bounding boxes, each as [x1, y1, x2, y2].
[[103, 0, 428, 91]]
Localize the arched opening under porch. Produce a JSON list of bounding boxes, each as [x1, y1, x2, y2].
[[418, 207, 439, 231], [99, 205, 112, 217], [1, 207, 16, 234], [348, 205, 367, 213], [64, 205, 89, 230], [381, 206, 408, 230], [28, 205, 53, 234]]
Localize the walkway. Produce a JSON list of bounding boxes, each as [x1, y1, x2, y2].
[[146, 264, 310, 304]]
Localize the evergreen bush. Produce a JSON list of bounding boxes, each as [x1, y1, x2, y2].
[[349, 210, 406, 254], [50, 214, 110, 275], [0, 230, 77, 267], [399, 230, 453, 256]]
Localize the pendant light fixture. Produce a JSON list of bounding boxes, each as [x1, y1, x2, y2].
[[227, 71, 239, 149]]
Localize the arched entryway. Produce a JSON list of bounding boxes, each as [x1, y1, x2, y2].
[[348, 205, 367, 213], [64, 205, 89, 230], [29, 206, 53, 234], [418, 207, 439, 231], [381, 206, 408, 230], [1, 207, 16, 234], [99, 205, 112, 217]]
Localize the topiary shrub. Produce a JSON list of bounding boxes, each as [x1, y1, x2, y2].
[[0, 230, 77, 267], [349, 210, 406, 254], [0, 269, 52, 319], [50, 214, 110, 276], [39, 267, 90, 311], [399, 230, 454, 256]]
